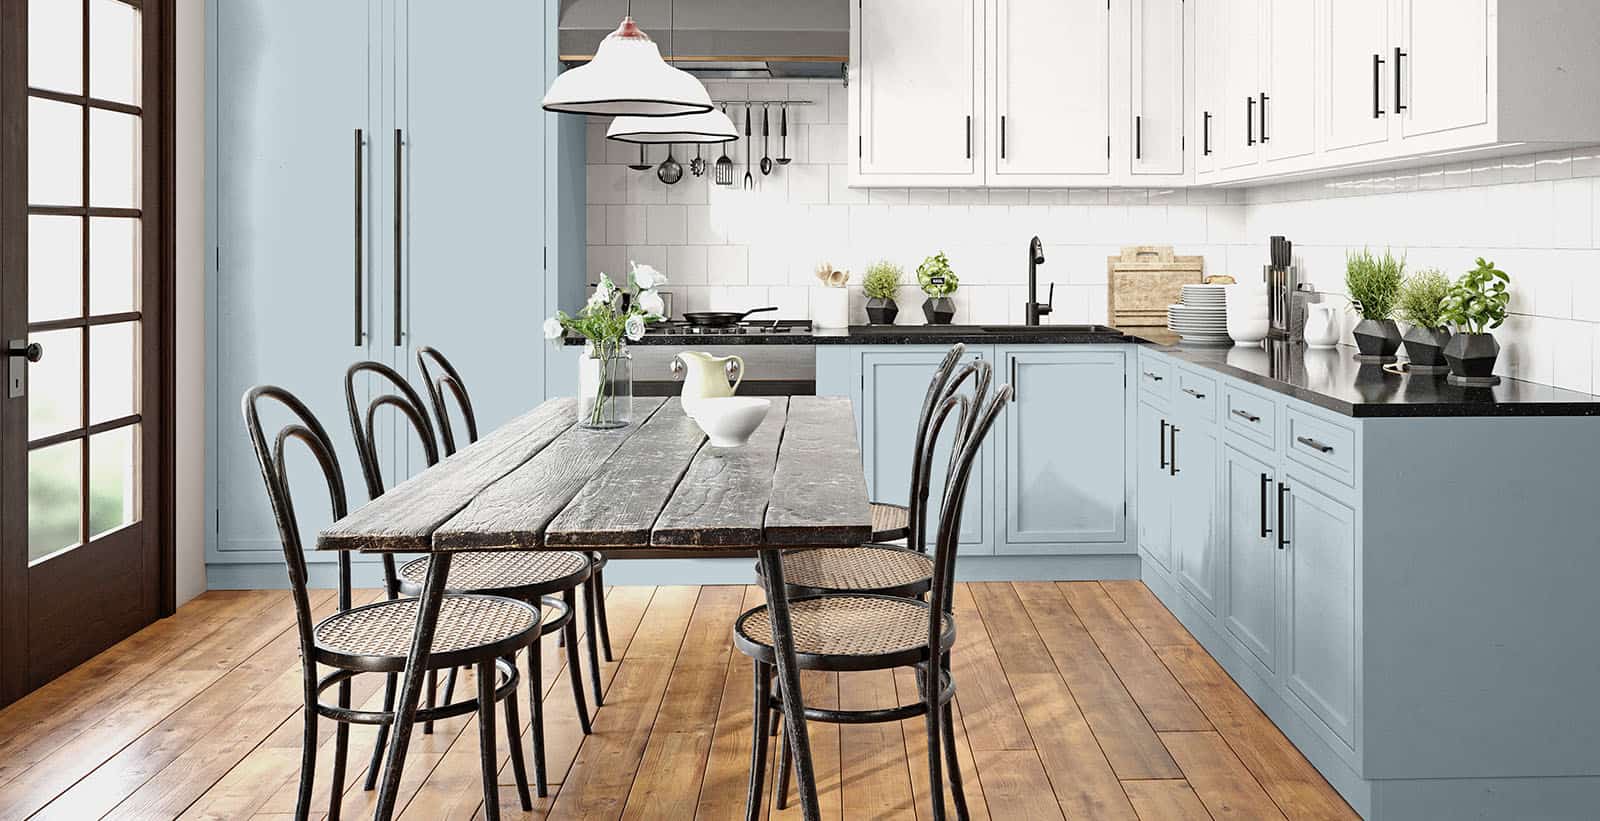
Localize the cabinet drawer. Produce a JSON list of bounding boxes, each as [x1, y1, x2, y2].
[[1174, 369, 1217, 422], [1223, 384, 1277, 450], [1136, 352, 1172, 403], [1284, 408, 1355, 486]]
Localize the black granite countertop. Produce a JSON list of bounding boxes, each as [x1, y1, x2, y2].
[[1140, 336, 1600, 418], [566, 324, 1141, 346]]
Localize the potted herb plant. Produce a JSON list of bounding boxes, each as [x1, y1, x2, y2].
[[1439, 257, 1511, 387], [1345, 248, 1404, 361], [543, 261, 666, 428], [917, 251, 959, 324], [1395, 268, 1453, 374], [862, 260, 902, 325]]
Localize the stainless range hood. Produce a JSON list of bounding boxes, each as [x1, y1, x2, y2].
[[558, 0, 847, 80]]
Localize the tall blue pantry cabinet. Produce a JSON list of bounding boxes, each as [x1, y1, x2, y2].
[[206, 1, 585, 587]]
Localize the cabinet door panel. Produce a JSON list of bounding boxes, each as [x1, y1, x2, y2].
[[1131, 0, 1185, 175], [1171, 422, 1217, 613], [861, 350, 990, 554], [1000, 350, 1126, 549], [1264, 0, 1315, 162], [1223, 446, 1277, 673], [991, 0, 1110, 177], [1137, 401, 1172, 570], [858, 0, 981, 179], [1218, 0, 1262, 170], [1323, 0, 1391, 153], [400, 0, 547, 475], [1284, 471, 1357, 748], [214, 0, 376, 555], [1193, 0, 1223, 175], [1399, 0, 1489, 140]]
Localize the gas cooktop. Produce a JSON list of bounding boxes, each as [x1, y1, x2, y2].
[[648, 319, 814, 336]]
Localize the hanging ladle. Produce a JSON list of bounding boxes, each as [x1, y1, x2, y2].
[[627, 143, 653, 171], [657, 143, 682, 185], [776, 102, 792, 165]]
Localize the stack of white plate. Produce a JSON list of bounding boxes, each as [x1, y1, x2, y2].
[[1167, 284, 1231, 345]]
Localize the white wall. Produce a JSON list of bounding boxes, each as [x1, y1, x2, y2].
[[174, 0, 206, 605]]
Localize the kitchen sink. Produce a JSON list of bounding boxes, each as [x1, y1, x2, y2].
[[978, 324, 1125, 335]]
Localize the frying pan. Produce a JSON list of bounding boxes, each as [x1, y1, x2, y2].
[[682, 306, 778, 327]]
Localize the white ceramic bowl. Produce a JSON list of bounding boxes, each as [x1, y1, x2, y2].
[[689, 397, 772, 448], [1227, 316, 1270, 345]]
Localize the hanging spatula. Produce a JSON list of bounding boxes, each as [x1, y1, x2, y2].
[[714, 104, 735, 186]]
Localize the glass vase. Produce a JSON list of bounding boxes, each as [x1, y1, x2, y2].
[[577, 342, 632, 429]]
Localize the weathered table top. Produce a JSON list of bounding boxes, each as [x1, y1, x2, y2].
[[317, 395, 872, 554]]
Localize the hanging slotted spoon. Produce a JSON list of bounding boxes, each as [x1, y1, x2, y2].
[[714, 104, 735, 185]]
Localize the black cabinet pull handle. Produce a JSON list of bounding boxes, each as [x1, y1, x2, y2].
[[1143, 370, 1164, 382], [1202, 111, 1211, 156], [1158, 418, 1168, 470], [1393, 47, 1407, 113], [353, 128, 364, 347], [1259, 92, 1269, 142], [1260, 473, 1272, 538], [965, 115, 972, 160], [1277, 482, 1290, 549], [1296, 435, 1334, 454], [1231, 408, 1260, 423], [1000, 115, 1007, 160], [1246, 97, 1255, 145], [393, 128, 404, 348], [1010, 357, 1017, 403], [1373, 53, 1385, 119], [1182, 387, 1206, 400], [1134, 115, 1142, 160], [1169, 425, 1180, 476]]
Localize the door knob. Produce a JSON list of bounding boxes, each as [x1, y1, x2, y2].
[[7, 340, 42, 362], [8, 339, 41, 399]]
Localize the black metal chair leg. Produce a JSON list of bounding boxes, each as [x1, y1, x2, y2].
[[363, 672, 396, 791], [295, 692, 317, 821], [527, 637, 549, 796], [591, 560, 614, 661], [424, 669, 438, 734], [775, 721, 794, 810], [942, 700, 970, 821], [746, 661, 772, 821], [926, 675, 946, 821], [502, 659, 534, 812], [477, 661, 502, 821], [441, 666, 459, 717], [580, 583, 605, 708], [328, 679, 352, 821], [562, 588, 593, 735]]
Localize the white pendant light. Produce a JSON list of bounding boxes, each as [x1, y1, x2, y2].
[[542, 5, 712, 118], [607, 106, 737, 144]]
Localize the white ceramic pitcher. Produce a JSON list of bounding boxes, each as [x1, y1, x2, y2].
[[671, 351, 744, 408]]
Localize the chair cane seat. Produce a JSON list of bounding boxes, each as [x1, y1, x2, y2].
[[869, 501, 911, 542], [313, 594, 539, 669], [777, 545, 934, 596], [733, 594, 955, 670], [397, 550, 591, 597]]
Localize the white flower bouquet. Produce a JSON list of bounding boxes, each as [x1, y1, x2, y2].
[[546, 261, 667, 427]]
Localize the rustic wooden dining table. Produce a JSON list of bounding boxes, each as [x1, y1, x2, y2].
[[318, 395, 869, 821]]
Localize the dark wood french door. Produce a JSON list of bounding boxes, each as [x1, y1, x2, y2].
[[0, 0, 173, 707]]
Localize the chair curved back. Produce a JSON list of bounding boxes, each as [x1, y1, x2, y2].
[[345, 360, 441, 501], [905, 344, 967, 552], [909, 354, 993, 555], [241, 385, 354, 642], [416, 346, 479, 458]]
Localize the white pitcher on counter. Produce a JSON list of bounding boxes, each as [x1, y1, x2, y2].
[[1304, 303, 1342, 349], [671, 351, 744, 409]]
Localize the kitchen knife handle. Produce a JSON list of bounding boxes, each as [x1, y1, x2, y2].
[[354, 128, 364, 346]]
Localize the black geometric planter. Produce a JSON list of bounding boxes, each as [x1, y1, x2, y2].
[[922, 296, 956, 325], [1352, 318, 1402, 362], [865, 297, 899, 325], [1400, 325, 1453, 374], [1444, 332, 1502, 387]]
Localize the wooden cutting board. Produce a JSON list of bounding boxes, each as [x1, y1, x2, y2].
[[1107, 246, 1205, 329]]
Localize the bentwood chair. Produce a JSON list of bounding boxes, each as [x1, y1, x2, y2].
[[734, 375, 1011, 821], [351, 355, 595, 798], [242, 385, 538, 821]]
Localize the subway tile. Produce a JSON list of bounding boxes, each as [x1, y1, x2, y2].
[[1552, 178, 1594, 249], [1108, 189, 1150, 205], [646, 205, 686, 245], [666, 171, 709, 205], [607, 205, 646, 245], [586, 205, 606, 245], [667, 245, 708, 285], [587, 245, 626, 282], [706, 245, 749, 284], [683, 205, 724, 244], [828, 84, 848, 124], [808, 123, 848, 164], [1069, 188, 1110, 205], [1502, 157, 1537, 184], [587, 164, 627, 205], [947, 188, 990, 205], [1535, 150, 1574, 181], [987, 189, 1030, 205], [827, 164, 868, 204], [1028, 189, 1073, 205], [1552, 320, 1594, 393], [623, 245, 667, 274], [908, 188, 950, 205], [1572, 146, 1600, 178], [867, 187, 910, 205], [626, 167, 668, 204]]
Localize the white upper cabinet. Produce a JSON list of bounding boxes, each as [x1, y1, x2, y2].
[[1263, 0, 1316, 162], [1396, 0, 1489, 141], [850, 0, 984, 186], [1217, 0, 1262, 172], [1130, 0, 1187, 176], [988, 0, 1111, 183], [1193, 0, 1223, 176], [1321, 0, 1391, 155]]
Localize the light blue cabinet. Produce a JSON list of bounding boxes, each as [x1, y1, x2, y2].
[[1281, 465, 1357, 750], [859, 347, 993, 555], [1136, 399, 1172, 570], [1170, 418, 1218, 614], [996, 348, 1127, 553], [1222, 443, 1278, 675]]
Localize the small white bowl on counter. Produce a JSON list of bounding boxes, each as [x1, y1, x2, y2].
[[687, 396, 772, 448]]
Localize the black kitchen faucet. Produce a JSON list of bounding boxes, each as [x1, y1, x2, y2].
[[1026, 235, 1054, 326]]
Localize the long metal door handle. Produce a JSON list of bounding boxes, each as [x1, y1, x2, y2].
[[1158, 419, 1168, 469], [354, 128, 364, 346], [1373, 54, 1386, 118], [393, 128, 403, 348], [965, 115, 972, 159], [1143, 370, 1164, 382], [1134, 115, 1142, 160], [1202, 111, 1211, 156], [1000, 115, 1007, 160], [1276, 482, 1290, 549], [1182, 387, 1206, 400], [1296, 435, 1334, 454], [1010, 357, 1017, 402], [1259, 93, 1269, 142], [1169, 426, 1179, 476], [1393, 47, 1407, 113], [1231, 408, 1260, 423], [1246, 97, 1255, 145], [1259, 473, 1272, 538]]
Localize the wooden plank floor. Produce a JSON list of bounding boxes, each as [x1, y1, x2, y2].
[[0, 582, 1358, 820]]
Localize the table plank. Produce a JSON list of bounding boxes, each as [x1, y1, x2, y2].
[[431, 398, 668, 550], [765, 396, 872, 546], [317, 397, 576, 552], [545, 398, 707, 548], [652, 398, 788, 547]]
